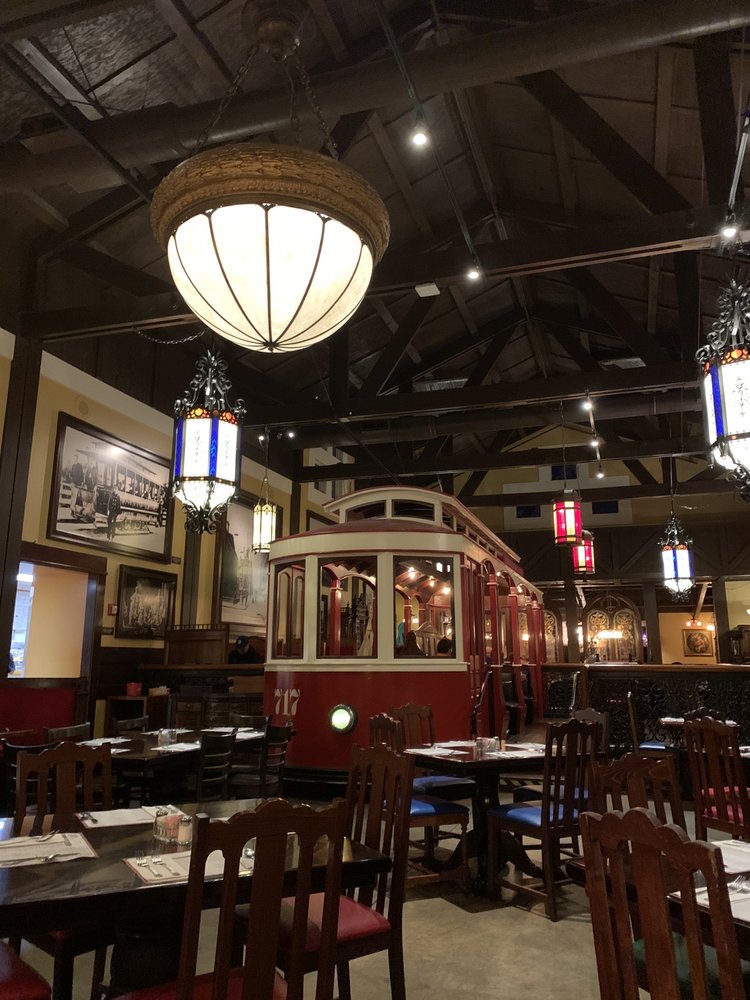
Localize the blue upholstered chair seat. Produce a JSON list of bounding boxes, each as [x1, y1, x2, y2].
[[487, 801, 578, 828], [512, 784, 589, 805], [639, 740, 668, 751], [633, 932, 750, 999], [412, 775, 475, 797], [410, 798, 470, 818]]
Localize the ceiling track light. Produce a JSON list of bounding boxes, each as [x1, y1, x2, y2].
[[467, 265, 481, 281]]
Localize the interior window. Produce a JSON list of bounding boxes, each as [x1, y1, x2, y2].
[[273, 562, 305, 658], [394, 556, 455, 657], [318, 556, 377, 657]]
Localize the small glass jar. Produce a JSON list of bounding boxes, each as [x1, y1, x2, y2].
[[157, 729, 169, 748], [153, 807, 169, 841], [177, 816, 193, 847]]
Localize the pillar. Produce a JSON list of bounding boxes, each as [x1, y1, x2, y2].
[[642, 581, 662, 664], [713, 576, 732, 663]]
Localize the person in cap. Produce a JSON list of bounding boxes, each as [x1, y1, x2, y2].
[[228, 635, 263, 664]]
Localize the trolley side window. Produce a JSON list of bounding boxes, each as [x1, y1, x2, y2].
[[317, 557, 377, 658], [273, 562, 305, 658], [394, 556, 455, 658]]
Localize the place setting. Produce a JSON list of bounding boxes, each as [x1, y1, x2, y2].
[[0, 833, 97, 867]]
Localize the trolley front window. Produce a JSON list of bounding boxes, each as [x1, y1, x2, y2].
[[318, 556, 377, 658]]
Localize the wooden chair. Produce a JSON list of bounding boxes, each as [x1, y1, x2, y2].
[[238, 744, 413, 1000], [389, 702, 475, 799], [44, 722, 91, 743], [112, 715, 149, 735], [581, 807, 747, 1000], [684, 716, 750, 842], [626, 686, 673, 754], [512, 707, 610, 803], [195, 730, 237, 801], [14, 742, 114, 1000], [369, 713, 470, 889], [121, 798, 347, 1000], [0, 941, 51, 1000], [589, 752, 686, 828], [230, 721, 293, 799], [1, 740, 50, 817], [229, 713, 271, 729], [487, 717, 600, 921]]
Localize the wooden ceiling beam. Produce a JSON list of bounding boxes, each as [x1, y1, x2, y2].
[[0, 0, 136, 40], [465, 478, 735, 508], [298, 435, 706, 482], [358, 296, 435, 398], [694, 32, 742, 206]]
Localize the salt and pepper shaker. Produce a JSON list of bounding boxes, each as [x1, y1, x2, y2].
[[177, 816, 193, 846]]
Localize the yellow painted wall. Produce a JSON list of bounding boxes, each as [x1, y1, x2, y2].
[[726, 580, 750, 628], [658, 612, 718, 664], [25, 564, 88, 676]]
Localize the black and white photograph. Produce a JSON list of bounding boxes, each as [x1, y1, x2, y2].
[[115, 565, 177, 639], [214, 493, 283, 629], [47, 413, 173, 562]]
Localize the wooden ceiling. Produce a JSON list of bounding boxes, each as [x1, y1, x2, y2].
[[1, 0, 749, 502]]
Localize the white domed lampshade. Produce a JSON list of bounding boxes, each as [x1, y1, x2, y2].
[[152, 144, 390, 353]]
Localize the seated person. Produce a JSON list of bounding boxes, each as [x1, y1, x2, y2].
[[228, 635, 264, 664], [436, 637, 454, 657]]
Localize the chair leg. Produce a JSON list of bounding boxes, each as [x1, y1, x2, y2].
[[89, 946, 108, 1000], [387, 938, 407, 1000], [460, 818, 470, 890], [336, 960, 352, 1000], [52, 949, 76, 1000], [8, 934, 20, 954], [541, 840, 558, 922], [486, 816, 498, 897]]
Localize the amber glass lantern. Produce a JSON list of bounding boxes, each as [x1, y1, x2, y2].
[[552, 491, 583, 546]]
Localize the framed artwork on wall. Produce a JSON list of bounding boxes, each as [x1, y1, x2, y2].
[[115, 565, 177, 638], [213, 491, 284, 629], [682, 628, 713, 657], [47, 413, 173, 562]]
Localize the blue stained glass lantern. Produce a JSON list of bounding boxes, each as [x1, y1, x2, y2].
[[172, 350, 245, 533], [696, 278, 750, 499], [659, 509, 694, 595]]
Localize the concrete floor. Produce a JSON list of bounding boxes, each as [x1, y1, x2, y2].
[[21, 848, 603, 1000]]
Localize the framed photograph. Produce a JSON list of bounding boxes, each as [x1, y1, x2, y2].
[[213, 491, 283, 629], [115, 565, 177, 638], [682, 628, 713, 657], [47, 413, 173, 562]]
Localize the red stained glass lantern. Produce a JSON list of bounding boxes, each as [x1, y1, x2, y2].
[[572, 530, 595, 575], [552, 492, 583, 546]]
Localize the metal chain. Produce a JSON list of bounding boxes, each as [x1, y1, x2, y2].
[[284, 63, 302, 146], [194, 44, 260, 154], [289, 49, 338, 159], [136, 328, 206, 346]]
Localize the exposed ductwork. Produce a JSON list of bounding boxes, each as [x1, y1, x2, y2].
[[1, 0, 749, 192]]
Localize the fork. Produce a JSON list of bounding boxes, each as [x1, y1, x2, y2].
[[1, 853, 61, 867]]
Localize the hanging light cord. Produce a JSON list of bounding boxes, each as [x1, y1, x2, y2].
[[560, 400, 567, 492], [193, 44, 260, 154]]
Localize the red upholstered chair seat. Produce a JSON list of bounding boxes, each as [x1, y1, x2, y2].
[[702, 786, 750, 824], [278, 893, 392, 952], [0, 940, 50, 1000], [119, 967, 287, 999]]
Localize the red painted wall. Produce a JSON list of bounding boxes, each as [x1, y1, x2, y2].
[[265, 668, 473, 770]]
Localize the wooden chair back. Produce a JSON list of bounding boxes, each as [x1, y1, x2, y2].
[[15, 742, 112, 825], [389, 703, 435, 746], [541, 718, 600, 834], [112, 715, 149, 735], [684, 716, 750, 840], [262, 722, 293, 796], [345, 744, 414, 931], [589, 753, 685, 828], [573, 708, 610, 757], [196, 731, 236, 801], [683, 707, 727, 723], [178, 798, 347, 1000], [44, 722, 90, 744], [368, 713, 404, 752], [581, 807, 746, 1000], [229, 713, 271, 729]]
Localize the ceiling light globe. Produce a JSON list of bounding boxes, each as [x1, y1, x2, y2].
[[152, 144, 390, 354]]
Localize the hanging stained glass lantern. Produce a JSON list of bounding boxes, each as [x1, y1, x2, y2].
[[572, 530, 595, 575], [552, 491, 583, 546], [659, 508, 694, 595], [696, 278, 750, 500], [172, 350, 244, 533]]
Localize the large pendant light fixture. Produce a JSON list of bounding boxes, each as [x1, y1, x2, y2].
[[151, 2, 390, 355], [696, 278, 750, 498], [172, 350, 244, 533], [659, 506, 694, 595], [572, 531, 595, 575]]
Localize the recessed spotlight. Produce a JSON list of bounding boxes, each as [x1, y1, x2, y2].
[[590, 437, 599, 447], [722, 223, 739, 240], [286, 429, 296, 439], [258, 433, 265, 442], [467, 267, 481, 281], [582, 399, 593, 411]]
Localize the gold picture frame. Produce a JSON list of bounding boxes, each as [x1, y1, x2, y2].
[[682, 628, 713, 657]]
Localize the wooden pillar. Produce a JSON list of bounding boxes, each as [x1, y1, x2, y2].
[[714, 575, 732, 663], [507, 591, 521, 664], [328, 578, 341, 656], [563, 577, 581, 663], [0, 337, 42, 676], [180, 530, 201, 626], [487, 576, 500, 664], [402, 598, 412, 636], [643, 581, 662, 664], [289, 452, 302, 535]]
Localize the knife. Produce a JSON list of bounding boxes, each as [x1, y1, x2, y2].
[[80, 812, 98, 824]]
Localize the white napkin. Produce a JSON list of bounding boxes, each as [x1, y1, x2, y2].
[[0, 832, 97, 867], [81, 737, 130, 746], [144, 729, 191, 737], [715, 839, 750, 875], [125, 849, 253, 884], [405, 747, 462, 757], [77, 808, 154, 828], [436, 740, 476, 748], [157, 741, 200, 753], [235, 730, 263, 742]]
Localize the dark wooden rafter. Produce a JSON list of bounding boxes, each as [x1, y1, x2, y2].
[[693, 32, 742, 206], [597, 427, 658, 487], [62, 244, 171, 297], [0, 0, 134, 39], [358, 296, 435, 398], [154, 0, 232, 91], [299, 435, 706, 482], [466, 478, 736, 508], [329, 329, 350, 410]]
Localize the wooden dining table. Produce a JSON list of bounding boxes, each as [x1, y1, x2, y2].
[[406, 740, 546, 887]]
